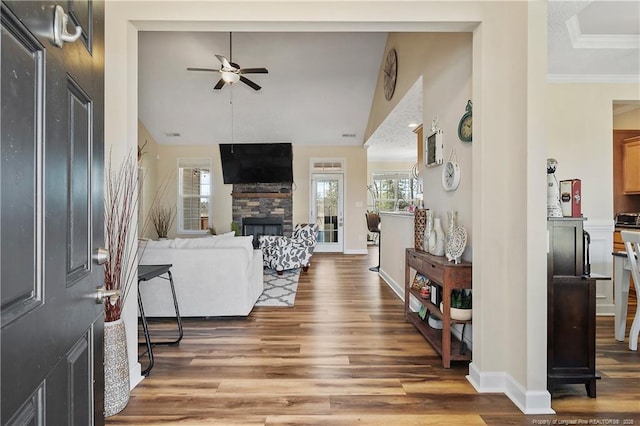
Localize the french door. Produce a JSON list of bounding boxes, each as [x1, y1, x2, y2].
[[311, 174, 344, 253]]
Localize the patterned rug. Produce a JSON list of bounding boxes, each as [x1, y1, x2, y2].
[[255, 268, 301, 307]]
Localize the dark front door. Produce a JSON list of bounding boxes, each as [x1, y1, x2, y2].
[[1, 1, 105, 424]]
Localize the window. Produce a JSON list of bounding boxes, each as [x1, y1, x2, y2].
[[177, 158, 212, 234], [371, 172, 419, 212]]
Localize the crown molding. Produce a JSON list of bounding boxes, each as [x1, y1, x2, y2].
[[548, 74, 640, 84], [566, 16, 640, 49]]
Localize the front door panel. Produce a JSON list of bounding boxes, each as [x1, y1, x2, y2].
[[1, 1, 105, 424]]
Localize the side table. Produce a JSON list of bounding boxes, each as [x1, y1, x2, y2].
[[138, 264, 183, 376]]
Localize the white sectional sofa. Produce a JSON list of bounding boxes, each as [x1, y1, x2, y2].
[[138, 234, 263, 317]]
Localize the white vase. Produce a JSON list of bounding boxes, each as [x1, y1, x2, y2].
[[104, 318, 130, 417], [434, 217, 445, 256], [446, 210, 458, 257], [425, 210, 434, 254]]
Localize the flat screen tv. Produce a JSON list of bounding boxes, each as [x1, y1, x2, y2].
[[219, 143, 294, 184]]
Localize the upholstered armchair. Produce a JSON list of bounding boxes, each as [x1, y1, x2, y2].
[[259, 223, 318, 274]]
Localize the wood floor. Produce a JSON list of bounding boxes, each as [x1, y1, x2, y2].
[[108, 248, 640, 425]]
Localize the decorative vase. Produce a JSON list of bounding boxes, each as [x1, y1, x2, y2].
[[446, 211, 458, 244], [433, 217, 445, 256], [445, 210, 458, 256], [428, 216, 437, 254], [425, 210, 434, 254], [414, 208, 427, 251], [104, 319, 130, 417]]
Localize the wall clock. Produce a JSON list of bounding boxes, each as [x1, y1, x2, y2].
[[441, 160, 461, 191], [383, 48, 397, 101], [425, 128, 443, 167], [458, 100, 472, 142]]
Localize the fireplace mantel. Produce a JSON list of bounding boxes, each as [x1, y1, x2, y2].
[[231, 192, 291, 199]]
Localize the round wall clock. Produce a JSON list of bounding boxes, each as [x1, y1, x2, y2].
[[441, 160, 461, 191], [383, 49, 398, 101], [458, 100, 472, 142]]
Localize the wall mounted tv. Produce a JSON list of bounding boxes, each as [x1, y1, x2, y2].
[[219, 143, 294, 184]]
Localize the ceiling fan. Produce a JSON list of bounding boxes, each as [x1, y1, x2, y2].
[[187, 33, 268, 91]]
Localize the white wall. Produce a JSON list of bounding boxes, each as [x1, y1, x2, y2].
[[105, 0, 552, 413], [614, 107, 640, 130], [138, 121, 159, 239], [547, 83, 640, 318], [547, 84, 640, 221]]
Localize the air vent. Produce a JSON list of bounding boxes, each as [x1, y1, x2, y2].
[[312, 160, 344, 172], [341, 133, 356, 138], [165, 132, 181, 137]]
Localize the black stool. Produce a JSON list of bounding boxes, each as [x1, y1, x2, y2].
[[137, 264, 183, 376]]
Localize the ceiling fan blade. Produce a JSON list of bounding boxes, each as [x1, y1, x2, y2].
[[187, 67, 221, 73], [213, 79, 226, 90], [215, 54, 235, 70], [239, 68, 268, 74], [240, 76, 261, 91]]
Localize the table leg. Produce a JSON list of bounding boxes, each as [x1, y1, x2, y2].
[[629, 309, 639, 351], [137, 285, 154, 376], [162, 270, 183, 345], [614, 258, 630, 342]]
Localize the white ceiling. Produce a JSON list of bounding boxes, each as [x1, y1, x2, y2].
[[138, 31, 387, 147], [138, 1, 639, 163]]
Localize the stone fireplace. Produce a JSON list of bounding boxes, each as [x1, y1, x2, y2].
[[232, 183, 293, 242]]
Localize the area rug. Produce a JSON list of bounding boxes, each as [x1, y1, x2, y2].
[[255, 268, 301, 307]]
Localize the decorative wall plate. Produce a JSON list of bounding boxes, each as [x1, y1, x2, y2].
[[446, 226, 467, 263]]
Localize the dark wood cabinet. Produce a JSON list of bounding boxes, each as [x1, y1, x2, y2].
[[547, 218, 607, 397]]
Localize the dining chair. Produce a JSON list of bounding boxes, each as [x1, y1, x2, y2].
[[621, 230, 640, 351]]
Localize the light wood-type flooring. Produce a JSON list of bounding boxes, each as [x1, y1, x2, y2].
[[108, 248, 640, 425]]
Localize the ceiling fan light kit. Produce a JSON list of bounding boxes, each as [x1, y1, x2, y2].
[[221, 71, 240, 84]]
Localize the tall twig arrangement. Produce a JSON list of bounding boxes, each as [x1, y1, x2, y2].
[[150, 205, 176, 239], [104, 153, 139, 322]]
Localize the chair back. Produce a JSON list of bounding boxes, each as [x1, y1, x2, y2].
[[365, 212, 380, 233], [621, 230, 640, 295], [293, 223, 318, 242]]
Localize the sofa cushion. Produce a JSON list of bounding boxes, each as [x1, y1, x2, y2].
[[142, 235, 254, 257], [141, 238, 173, 249]]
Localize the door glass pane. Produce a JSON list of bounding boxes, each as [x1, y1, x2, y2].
[[315, 178, 339, 243]]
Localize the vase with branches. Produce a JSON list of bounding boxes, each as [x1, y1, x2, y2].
[[103, 151, 139, 416], [150, 205, 176, 239], [104, 153, 139, 322]]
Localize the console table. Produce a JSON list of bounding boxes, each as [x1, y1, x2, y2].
[[138, 264, 183, 376], [404, 248, 472, 368]]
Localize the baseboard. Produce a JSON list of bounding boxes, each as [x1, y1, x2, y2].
[[467, 363, 554, 415], [596, 302, 615, 316], [343, 248, 368, 255], [378, 268, 404, 301], [129, 362, 144, 390]]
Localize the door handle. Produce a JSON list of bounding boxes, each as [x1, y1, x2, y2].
[[93, 247, 108, 265], [95, 286, 121, 305], [53, 5, 82, 48]]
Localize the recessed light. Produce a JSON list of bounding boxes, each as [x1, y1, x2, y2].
[[408, 123, 419, 128]]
